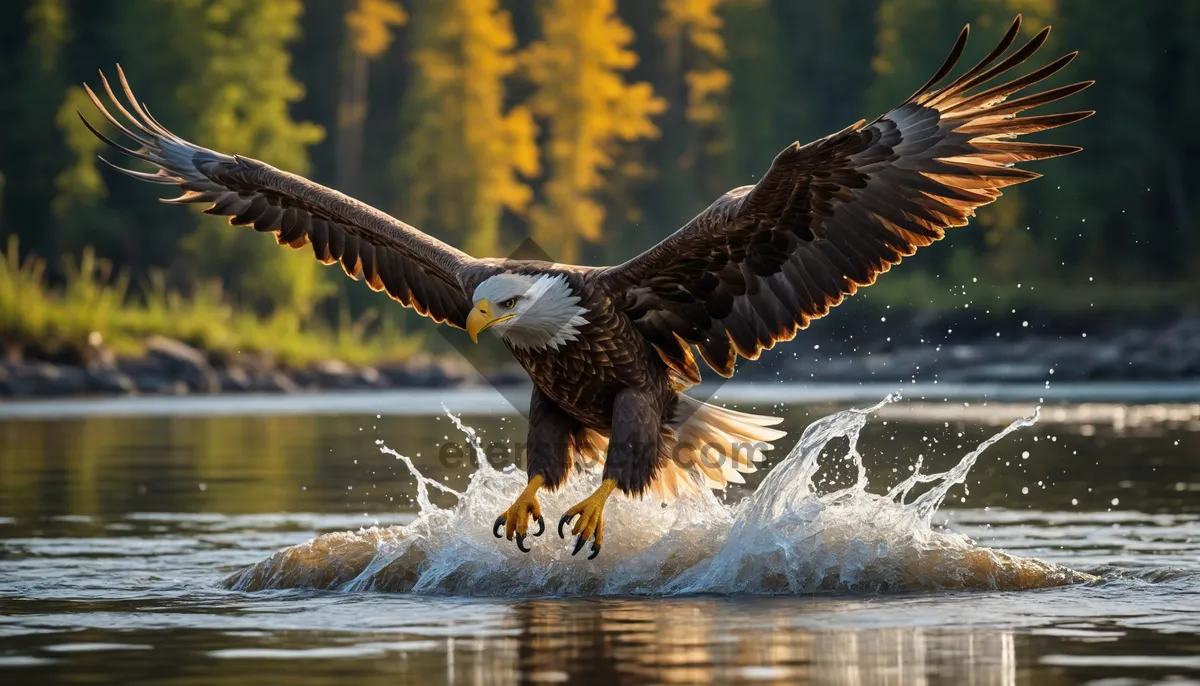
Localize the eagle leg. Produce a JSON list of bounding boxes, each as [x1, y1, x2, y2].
[[558, 479, 616, 560], [558, 387, 662, 559], [493, 387, 575, 553], [494, 474, 545, 552]]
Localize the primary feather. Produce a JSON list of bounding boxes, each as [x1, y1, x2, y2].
[[598, 15, 1092, 383]]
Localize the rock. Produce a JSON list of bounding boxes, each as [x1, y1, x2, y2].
[[0, 362, 89, 397], [381, 355, 477, 388], [219, 366, 252, 392], [0, 364, 29, 396], [303, 359, 360, 390], [131, 373, 175, 395], [36, 363, 88, 396], [485, 363, 530, 387], [118, 358, 167, 394], [253, 371, 301, 394], [953, 363, 1050, 383], [217, 364, 301, 393], [145, 336, 220, 393], [358, 366, 390, 389], [86, 368, 136, 395], [0, 364, 22, 396]]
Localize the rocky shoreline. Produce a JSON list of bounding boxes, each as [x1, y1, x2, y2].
[[746, 308, 1200, 384], [0, 335, 485, 399], [2, 310, 1198, 399]]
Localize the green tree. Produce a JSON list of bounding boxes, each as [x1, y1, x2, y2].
[[1044, 0, 1199, 280], [635, 0, 736, 242], [867, 0, 1056, 281], [337, 0, 408, 196], [109, 0, 327, 318], [2, 0, 72, 260], [721, 1, 880, 195]]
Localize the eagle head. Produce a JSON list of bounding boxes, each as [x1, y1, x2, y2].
[[467, 273, 589, 351]]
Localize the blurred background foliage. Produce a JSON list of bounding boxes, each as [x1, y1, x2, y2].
[[0, 0, 1196, 364]]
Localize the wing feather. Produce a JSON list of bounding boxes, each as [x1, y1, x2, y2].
[[81, 67, 486, 329], [598, 15, 1092, 379]]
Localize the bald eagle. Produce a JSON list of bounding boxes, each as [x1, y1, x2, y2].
[[82, 16, 1091, 559]]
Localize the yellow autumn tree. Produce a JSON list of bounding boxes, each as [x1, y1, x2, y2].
[[397, 0, 539, 257], [346, 0, 408, 58], [524, 0, 667, 263]]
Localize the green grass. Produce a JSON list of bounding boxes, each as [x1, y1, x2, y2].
[[3, 238, 1192, 369], [0, 236, 422, 368]]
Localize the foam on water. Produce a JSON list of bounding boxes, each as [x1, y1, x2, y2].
[[226, 396, 1094, 595]]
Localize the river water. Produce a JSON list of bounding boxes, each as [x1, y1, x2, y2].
[[0, 384, 1197, 685]]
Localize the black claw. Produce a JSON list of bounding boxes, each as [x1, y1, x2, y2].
[[571, 535, 586, 556], [493, 516, 505, 538], [558, 513, 575, 539], [516, 533, 530, 553], [588, 543, 601, 560], [532, 515, 545, 537]]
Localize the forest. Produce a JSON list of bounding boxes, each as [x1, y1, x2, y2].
[[0, 0, 1196, 366]]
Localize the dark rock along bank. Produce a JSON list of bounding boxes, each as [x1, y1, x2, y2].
[[1, 310, 1198, 398]]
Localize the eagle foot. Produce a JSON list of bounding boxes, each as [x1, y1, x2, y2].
[[558, 478, 618, 560], [494, 475, 545, 552]]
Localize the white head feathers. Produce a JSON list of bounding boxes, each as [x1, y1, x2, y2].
[[471, 273, 589, 351]]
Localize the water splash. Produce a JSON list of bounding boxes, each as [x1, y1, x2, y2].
[[226, 396, 1093, 595]]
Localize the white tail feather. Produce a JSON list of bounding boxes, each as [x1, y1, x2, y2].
[[571, 397, 786, 503]]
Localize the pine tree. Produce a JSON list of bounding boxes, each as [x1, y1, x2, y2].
[[523, 0, 667, 263], [337, 0, 407, 196], [659, 0, 731, 141], [867, 0, 1056, 281], [1045, 0, 1188, 279], [110, 0, 327, 318], [643, 0, 734, 237], [2, 0, 72, 259], [721, 1, 880, 193]]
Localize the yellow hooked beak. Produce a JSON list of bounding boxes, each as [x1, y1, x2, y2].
[[466, 300, 516, 343]]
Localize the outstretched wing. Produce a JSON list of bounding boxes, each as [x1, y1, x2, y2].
[[80, 67, 484, 329], [597, 15, 1092, 381]]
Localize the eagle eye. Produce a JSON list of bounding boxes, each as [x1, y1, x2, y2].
[[500, 297, 519, 309]]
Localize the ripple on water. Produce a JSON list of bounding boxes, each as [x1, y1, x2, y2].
[[226, 396, 1094, 596]]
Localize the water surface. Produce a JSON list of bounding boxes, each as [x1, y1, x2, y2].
[[1, 386, 1197, 684]]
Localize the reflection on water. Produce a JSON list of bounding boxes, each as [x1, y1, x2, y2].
[[472, 600, 1026, 686], [2, 397, 1196, 522], [1, 391, 1198, 684]]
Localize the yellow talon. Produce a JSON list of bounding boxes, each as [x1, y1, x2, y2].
[[494, 475, 545, 552], [558, 479, 617, 559]]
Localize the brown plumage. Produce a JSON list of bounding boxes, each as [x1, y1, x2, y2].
[[82, 16, 1092, 558]]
